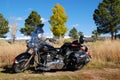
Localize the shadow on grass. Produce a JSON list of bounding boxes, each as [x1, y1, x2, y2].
[[31, 68, 78, 74], [1, 65, 13, 74], [1, 65, 35, 74], [1, 65, 79, 74]]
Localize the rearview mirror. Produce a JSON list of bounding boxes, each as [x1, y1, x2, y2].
[[79, 36, 84, 44]]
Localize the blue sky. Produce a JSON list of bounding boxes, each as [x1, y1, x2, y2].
[[0, 0, 103, 38]]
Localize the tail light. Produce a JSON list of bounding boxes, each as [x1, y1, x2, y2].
[[80, 47, 82, 50], [87, 51, 90, 56], [87, 51, 92, 58]]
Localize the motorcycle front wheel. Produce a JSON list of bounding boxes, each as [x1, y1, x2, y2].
[[12, 59, 30, 73]]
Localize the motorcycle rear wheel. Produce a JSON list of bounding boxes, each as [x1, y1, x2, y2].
[[13, 59, 30, 73]]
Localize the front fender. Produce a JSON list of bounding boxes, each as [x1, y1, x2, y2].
[[13, 52, 34, 65]]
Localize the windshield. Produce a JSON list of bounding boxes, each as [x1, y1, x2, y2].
[[31, 26, 44, 39], [27, 26, 54, 49], [28, 26, 47, 48]]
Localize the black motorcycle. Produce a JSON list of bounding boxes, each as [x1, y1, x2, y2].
[[12, 27, 91, 73]]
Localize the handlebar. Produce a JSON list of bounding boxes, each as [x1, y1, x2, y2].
[[49, 38, 56, 42], [45, 38, 56, 43]]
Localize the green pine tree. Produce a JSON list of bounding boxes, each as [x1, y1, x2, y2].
[[20, 11, 44, 36], [0, 13, 9, 38], [93, 0, 120, 40], [69, 27, 79, 39]]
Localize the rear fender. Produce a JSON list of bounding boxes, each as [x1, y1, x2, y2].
[[14, 52, 34, 65]]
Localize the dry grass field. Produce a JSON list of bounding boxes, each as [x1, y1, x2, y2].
[[88, 40, 120, 68], [0, 67, 120, 80], [0, 39, 120, 80], [0, 39, 120, 68], [0, 40, 27, 67]]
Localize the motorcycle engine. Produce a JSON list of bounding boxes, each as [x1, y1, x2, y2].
[[41, 52, 64, 70]]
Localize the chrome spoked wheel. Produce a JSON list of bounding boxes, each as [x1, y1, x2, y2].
[[13, 59, 30, 73]]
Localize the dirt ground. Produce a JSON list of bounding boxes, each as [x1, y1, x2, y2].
[[0, 67, 120, 80]]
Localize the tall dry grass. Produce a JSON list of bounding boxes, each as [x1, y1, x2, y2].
[[0, 41, 26, 67], [0, 39, 120, 68], [88, 40, 120, 67]]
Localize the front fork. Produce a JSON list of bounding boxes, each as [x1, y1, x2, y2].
[[26, 48, 41, 66], [24, 53, 34, 67], [24, 47, 40, 67]]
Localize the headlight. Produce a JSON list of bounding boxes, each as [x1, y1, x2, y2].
[[38, 34, 42, 38], [29, 42, 38, 48], [27, 37, 39, 48], [31, 42, 35, 46]]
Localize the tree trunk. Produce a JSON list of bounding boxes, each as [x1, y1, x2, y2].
[[111, 32, 114, 40], [114, 31, 117, 40]]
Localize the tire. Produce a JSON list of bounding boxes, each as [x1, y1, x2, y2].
[[12, 59, 30, 73]]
